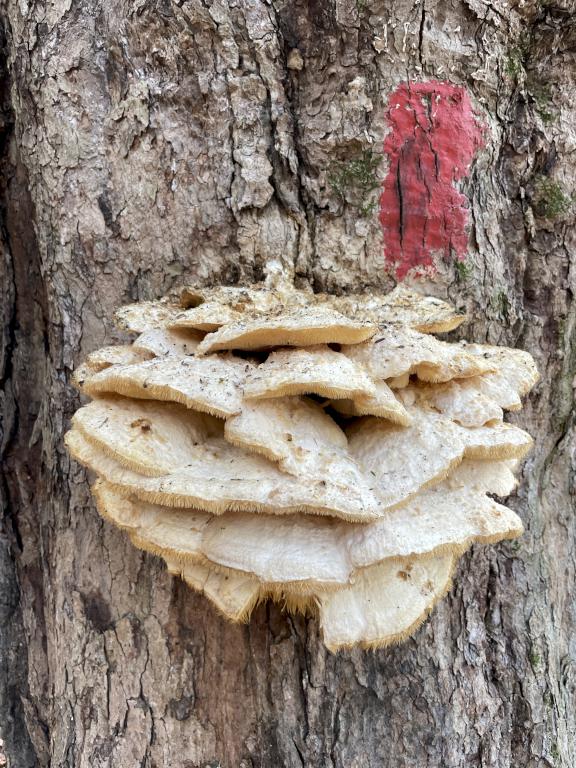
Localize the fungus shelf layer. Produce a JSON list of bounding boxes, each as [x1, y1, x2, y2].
[[66, 277, 538, 651]]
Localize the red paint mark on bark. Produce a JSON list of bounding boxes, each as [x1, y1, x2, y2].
[[380, 81, 484, 279]]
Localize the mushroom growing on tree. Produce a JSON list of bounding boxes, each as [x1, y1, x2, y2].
[[66, 275, 538, 651]]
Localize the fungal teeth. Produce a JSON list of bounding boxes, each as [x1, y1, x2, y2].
[[67, 282, 537, 651]]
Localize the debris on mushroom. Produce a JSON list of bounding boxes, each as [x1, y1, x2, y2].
[[66, 281, 538, 651]]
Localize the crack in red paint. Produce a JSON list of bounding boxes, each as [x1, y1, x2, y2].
[[380, 81, 484, 279]]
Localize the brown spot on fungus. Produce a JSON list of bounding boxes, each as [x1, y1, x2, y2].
[[131, 418, 152, 432]]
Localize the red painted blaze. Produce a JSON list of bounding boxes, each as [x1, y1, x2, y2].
[[380, 81, 484, 279]]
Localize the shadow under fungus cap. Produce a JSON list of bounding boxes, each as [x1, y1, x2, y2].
[[66, 272, 538, 651]]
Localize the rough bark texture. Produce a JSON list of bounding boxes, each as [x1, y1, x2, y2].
[[0, 1, 575, 766]]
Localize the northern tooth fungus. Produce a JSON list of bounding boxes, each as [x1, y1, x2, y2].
[[66, 278, 538, 651]]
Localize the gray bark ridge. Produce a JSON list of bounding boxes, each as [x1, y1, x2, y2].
[[0, 1, 575, 766]]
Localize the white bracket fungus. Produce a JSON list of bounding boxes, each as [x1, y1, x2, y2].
[[66, 276, 538, 651]]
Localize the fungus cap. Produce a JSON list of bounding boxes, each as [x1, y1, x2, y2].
[[224, 396, 352, 478], [347, 409, 466, 509], [93, 458, 522, 591], [243, 345, 378, 401], [402, 380, 504, 427], [457, 420, 534, 460], [474, 373, 523, 412], [80, 355, 252, 418], [72, 345, 153, 389], [243, 346, 411, 425], [114, 300, 182, 332], [65, 426, 381, 521], [318, 555, 455, 651], [177, 282, 465, 334], [343, 326, 496, 383], [460, 342, 540, 396], [179, 281, 310, 317], [163, 557, 260, 622], [86, 344, 153, 370], [170, 302, 242, 332], [133, 328, 203, 357], [329, 380, 412, 424], [72, 397, 222, 476], [325, 285, 466, 333], [195, 307, 377, 355]]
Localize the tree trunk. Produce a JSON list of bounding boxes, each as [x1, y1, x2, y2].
[[1, 1, 575, 766]]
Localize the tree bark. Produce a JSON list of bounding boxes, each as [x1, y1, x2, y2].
[[0, 1, 575, 766]]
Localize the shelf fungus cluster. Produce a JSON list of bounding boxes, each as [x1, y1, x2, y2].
[[66, 279, 538, 651]]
